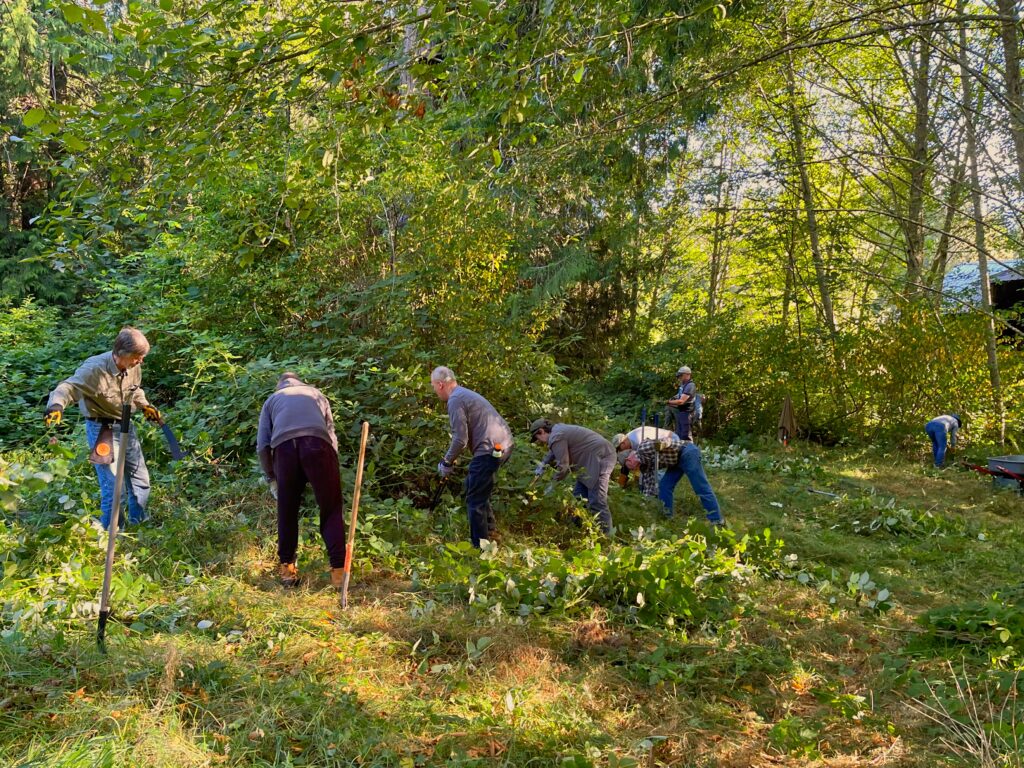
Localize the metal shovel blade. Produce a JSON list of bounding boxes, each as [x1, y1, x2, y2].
[[160, 422, 185, 460]]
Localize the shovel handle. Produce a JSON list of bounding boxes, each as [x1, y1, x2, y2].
[[97, 398, 133, 651], [341, 421, 370, 609]]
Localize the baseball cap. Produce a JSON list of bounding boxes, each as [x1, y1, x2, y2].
[[529, 418, 553, 441], [611, 433, 628, 449], [676, 366, 692, 376]]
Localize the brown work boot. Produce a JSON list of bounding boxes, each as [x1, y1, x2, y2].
[[278, 562, 299, 588], [330, 567, 345, 591]]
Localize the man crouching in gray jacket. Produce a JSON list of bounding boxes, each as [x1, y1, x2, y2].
[[530, 419, 615, 536], [431, 366, 513, 547], [257, 373, 346, 589]]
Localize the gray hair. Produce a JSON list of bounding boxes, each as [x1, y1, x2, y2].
[[112, 327, 150, 357], [430, 366, 457, 384], [278, 371, 302, 385]]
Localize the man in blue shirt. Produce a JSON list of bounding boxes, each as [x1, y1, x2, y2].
[[666, 366, 697, 441]]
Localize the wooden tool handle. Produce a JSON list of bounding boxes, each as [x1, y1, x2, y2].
[[341, 420, 370, 608]]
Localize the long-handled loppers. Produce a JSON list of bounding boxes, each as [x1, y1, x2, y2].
[[428, 474, 449, 513]]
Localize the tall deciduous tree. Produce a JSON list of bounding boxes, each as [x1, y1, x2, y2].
[[784, 31, 837, 334], [956, 0, 1005, 442]]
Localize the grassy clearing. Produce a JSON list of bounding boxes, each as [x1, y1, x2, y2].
[[1, 441, 1023, 767]]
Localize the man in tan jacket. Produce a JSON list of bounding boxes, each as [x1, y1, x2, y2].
[[45, 327, 162, 529]]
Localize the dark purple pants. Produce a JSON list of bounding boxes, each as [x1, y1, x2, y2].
[[273, 436, 347, 568]]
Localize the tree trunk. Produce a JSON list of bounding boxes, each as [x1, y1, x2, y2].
[[401, 6, 427, 94], [645, 238, 670, 338], [903, 15, 933, 294], [1, 146, 23, 231], [781, 216, 796, 327], [784, 36, 836, 335], [929, 152, 966, 306], [628, 135, 650, 342], [706, 143, 733, 320], [996, 0, 1024, 189], [957, 0, 1005, 444]]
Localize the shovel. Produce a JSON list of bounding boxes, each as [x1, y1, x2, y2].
[[340, 421, 370, 609], [97, 398, 133, 653]]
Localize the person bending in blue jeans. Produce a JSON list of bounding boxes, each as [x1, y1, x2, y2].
[[620, 435, 725, 526], [432, 366, 514, 547], [924, 413, 961, 467]]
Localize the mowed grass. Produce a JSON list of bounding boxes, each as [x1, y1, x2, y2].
[[1, 443, 1022, 767]]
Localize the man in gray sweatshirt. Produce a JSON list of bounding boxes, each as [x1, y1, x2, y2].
[[530, 419, 615, 535], [432, 366, 514, 547], [257, 373, 346, 588]]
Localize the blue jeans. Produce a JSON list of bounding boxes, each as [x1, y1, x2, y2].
[[658, 443, 722, 524], [86, 420, 150, 528], [674, 409, 693, 441], [465, 454, 501, 547], [925, 420, 948, 467], [571, 466, 614, 535]]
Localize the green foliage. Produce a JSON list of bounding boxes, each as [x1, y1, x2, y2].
[[768, 715, 821, 758], [0, 449, 73, 514], [0, 233, 79, 305], [610, 303, 1021, 446], [414, 525, 783, 626], [0, 297, 130, 446], [843, 495, 975, 539], [920, 590, 1024, 665]]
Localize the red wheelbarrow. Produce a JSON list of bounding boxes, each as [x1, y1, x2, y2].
[[961, 457, 1024, 493]]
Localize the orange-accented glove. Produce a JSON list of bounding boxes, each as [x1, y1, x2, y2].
[[44, 406, 63, 427]]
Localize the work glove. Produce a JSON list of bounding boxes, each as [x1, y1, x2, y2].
[[269, 480, 278, 500], [438, 460, 454, 478], [44, 405, 63, 427], [533, 462, 546, 478], [142, 404, 162, 423]]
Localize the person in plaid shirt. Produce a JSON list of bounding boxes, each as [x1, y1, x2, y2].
[[620, 434, 725, 526]]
